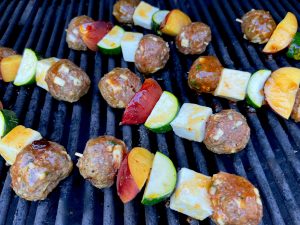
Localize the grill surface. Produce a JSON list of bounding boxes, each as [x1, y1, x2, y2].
[[0, 0, 300, 225]]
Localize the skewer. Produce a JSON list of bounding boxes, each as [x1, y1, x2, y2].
[[236, 18, 243, 23], [204, 42, 209, 45], [75, 152, 83, 158]]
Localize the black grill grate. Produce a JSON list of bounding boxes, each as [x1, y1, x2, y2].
[[0, 0, 299, 225]]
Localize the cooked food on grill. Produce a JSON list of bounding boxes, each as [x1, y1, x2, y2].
[[241, 10, 276, 44], [36, 57, 59, 91], [263, 12, 298, 53], [77, 136, 127, 189], [0, 109, 18, 138], [121, 78, 162, 125], [175, 22, 211, 55], [134, 34, 169, 74], [113, 0, 140, 24], [98, 25, 125, 55], [188, 56, 223, 94], [152, 10, 169, 34], [45, 59, 91, 103], [11, 139, 73, 201], [160, 9, 192, 36], [121, 32, 143, 62], [66, 15, 94, 51], [209, 172, 263, 225], [0, 101, 3, 110], [286, 32, 300, 60], [204, 110, 250, 154], [0, 55, 22, 82], [117, 147, 153, 203], [291, 89, 300, 122], [0, 47, 17, 80], [133, 1, 159, 29], [98, 67, 142, 108]]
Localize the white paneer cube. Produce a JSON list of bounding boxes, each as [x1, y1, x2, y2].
[[170, 168, 213, 221], [0, 125, 42, 165], [121, 32, 143, 62], [214, 68, 251, 101], [133, 1, 159, 29], [170, 103, 212, 142], [36, 57, 59, 91]]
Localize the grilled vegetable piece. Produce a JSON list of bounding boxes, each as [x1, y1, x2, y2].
[[0, 47, 17, 80], [152, 10, 169, 34], [214, 68, 251, 101], [291, 89, 300, 122], [287, 32, 300, 60], [0, 125, 42, 165], [170, 168, 213, 220], [14, 49, 38, 86], [246, 70, 271, 108], [121, 78, 163, 125], [133, 1, 159, 29], [145, 91, 179, 133], [142, 152, 176, 205], [264, 67, 300, 119], [263, 12, 298, 53], [170, 103, 212, 142], [0, 55, 22, 82], [0, 109, 18, 138], [160, 9, 192, 36], [36, 57, 59, 91], [120, 32, 143, 62], [79, 21, 113, 51]]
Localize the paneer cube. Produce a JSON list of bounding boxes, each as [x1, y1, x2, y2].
[[0, 125, 42, 165], [133, 1, 159, 29], [170, 168, 213, 220], [214, 68, 251, 101], [36, 57, 59, 91], [170, 103, 212, 142], [121, 32, 143, 62]]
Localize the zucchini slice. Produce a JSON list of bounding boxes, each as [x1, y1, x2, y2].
[[152, 10, 169, 34], [98, 25, 125, 55], [0, 109, 18, 138]]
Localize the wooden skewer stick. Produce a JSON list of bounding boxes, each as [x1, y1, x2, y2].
[[236, 18, 243, 23], [75, 152, 83, 158], [204, 42, 209, 45]]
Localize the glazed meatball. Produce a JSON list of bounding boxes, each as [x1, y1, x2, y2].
[[45, 59, 91, 103], [135, 34, 170, 74], [291, 89, 300, 122], [113, 0, 140, 24], [77, 136, 127, 189], [10, 140, 73, 201], [204, 109, 250, 154], [0, 47, 17, 79], [209, 172, 263, 225], [99, 68, 142, 108], [188, 56, 223, 94], [176, 22, 211, 55], [66, 15, 94, 51], [241, 10, 276, 44]]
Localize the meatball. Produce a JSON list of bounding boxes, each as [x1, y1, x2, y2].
[[135, 34, 170, 74], [241, 10, 276, 44], [291, 89, 300, 122], [66, 15, 94, 51], [176, 22, 211, 55], [0, 101, 3, 110], [209, 172, 263, 225], [204, 109, 250, 154], [10, 139, 73, 201], [45, 59, 91, 103], [113, 0, 140, 24], [99, 68, 142, 108], [0, 47, 17, 79], [188, 56, 223, 94], [77, 136, 127, 189]]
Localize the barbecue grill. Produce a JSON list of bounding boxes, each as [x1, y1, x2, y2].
[[0, 0, 299, 224]]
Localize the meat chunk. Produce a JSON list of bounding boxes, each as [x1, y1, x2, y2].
[[45, 59, 91, 103], [188, 56, 223, 94], [204, 109, 250, 154], [176, 22, 211, 55], [113, 0, 140, 24], [99, 68, 142, 108], [241, 10, 276, 44], [291, 88, 300, 122], [0, 101, 3, 110], [77, 136, 127, 189], [0, 47, 17, 79], [10, 140, 73, 201], [209, 172, 263, 225], [66, 15, 94, 51], [135, 34, 170, 74]]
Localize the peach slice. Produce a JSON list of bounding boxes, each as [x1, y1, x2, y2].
[[1, 55, 22, 82]]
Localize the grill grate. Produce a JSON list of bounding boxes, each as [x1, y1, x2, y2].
[[0, 0, 300, 225]]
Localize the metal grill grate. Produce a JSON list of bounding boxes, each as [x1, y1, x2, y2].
[[0, 0, 299, 225]]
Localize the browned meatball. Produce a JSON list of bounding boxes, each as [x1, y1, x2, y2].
[[99, 68, 142, 108], [45, 59, 91, 103], [113, 0, 140, 24], [66, 15, 94, 51], [0, 101, 3, 110], [210, 172, 263, 225], [135, 34, 170, 74], [10, 139, 73, 201], [204, 110, 250, 154], [77, 136, 127, 189], [241, 10, 276, 44], [176, 22, 211, 55], [0, 47, 17, 79], [188, 56, 223, 94], [291, 88, 300, 122]]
